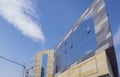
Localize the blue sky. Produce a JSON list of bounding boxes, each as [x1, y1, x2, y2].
[[0, 0, 120, 77]]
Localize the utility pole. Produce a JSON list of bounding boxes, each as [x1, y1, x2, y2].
[[0, 56, 26, 77]]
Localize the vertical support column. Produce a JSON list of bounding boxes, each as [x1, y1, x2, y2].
[[93, 0, 118, 76], [35, 54, 42, 77], [93, 0, 113, 52], [46, 51, 55, 77]]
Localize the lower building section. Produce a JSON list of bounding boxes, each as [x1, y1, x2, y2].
[[55, 50, 113, 77]]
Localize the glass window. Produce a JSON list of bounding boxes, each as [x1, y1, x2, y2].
[[55, 16, 97, 71]]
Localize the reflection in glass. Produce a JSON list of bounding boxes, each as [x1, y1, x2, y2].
[[42, 54, 48, 77], [56, 17, 97, 71]]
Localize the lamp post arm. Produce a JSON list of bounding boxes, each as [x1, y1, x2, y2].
[[0, 56, 26, 77], [0, 56, 25, 67]]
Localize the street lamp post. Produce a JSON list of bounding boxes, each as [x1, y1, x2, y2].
[[0, 56, 26, 77]]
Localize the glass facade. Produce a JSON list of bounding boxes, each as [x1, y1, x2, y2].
[[41, 67, 44, 77], [55, 0, 120, 77], [55, 16, 97, 71], [55, 1, 119, 77], [42, 54, 48, 77]]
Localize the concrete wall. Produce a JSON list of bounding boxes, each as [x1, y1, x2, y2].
[[35, 49, 55, 77], [55, 50, 113, 77]]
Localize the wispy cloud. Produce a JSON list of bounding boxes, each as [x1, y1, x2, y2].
[[0, 0, 45, 42], [114, 25, 120, 47]]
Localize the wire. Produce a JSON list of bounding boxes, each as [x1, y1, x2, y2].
[[0, 56, 25, 68]]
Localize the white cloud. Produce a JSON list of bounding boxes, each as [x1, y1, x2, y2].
[[0, 0, 45, 42], [114, 25, 120, 47]]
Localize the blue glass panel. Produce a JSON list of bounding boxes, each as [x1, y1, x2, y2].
[[42, 54, 48, 77], [56, 17, 97, 71]]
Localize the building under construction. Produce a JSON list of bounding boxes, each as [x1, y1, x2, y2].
[[26, 0, 119, 77]]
